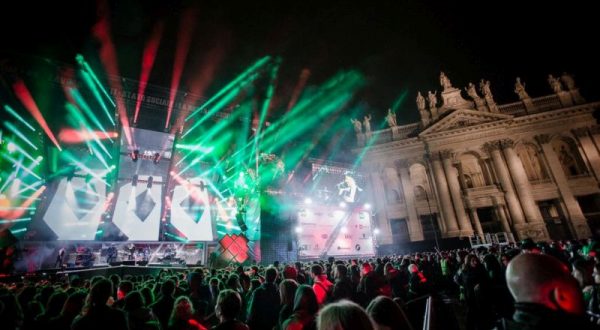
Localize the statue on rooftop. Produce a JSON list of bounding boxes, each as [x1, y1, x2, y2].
[[416, 91, 426, 110], [440, 71, 453, 90]]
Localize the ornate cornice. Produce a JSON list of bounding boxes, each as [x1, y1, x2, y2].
[[440, 149, 454, 159], [482, 141, 501, 153], [571, 127, 589, 137], [534, 134, 552, 145], [499, 139, 514, 149]]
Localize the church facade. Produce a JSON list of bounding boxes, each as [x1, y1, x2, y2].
[[356, 73, 600, 246]]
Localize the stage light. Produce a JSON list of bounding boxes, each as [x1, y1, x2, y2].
[[373, 228, 380, 235], [295, 226, 303, 234], [131, 149, 139, 162], [35, 156, 43, 162], [153, 152, 160, 164], [304, 198, 312, 205], [339, 201, 347, 208], [364, 203, 371, 210], [7, 142, 17, 153], [341, 227, 348, 234]]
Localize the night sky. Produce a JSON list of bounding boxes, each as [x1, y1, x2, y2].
[[1, 0, 598, 159]]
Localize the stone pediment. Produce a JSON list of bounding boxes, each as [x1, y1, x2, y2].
[[420, 109, 512, 135]]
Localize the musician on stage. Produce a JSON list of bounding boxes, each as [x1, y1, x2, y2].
[[55, 246, 65, 269]]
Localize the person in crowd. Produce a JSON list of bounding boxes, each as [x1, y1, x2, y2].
[[366, 296, 413, 330], [279, 279, 299, 329], [124, 290, 159, 330], [282, 284, 319, 330], [152, 279, 177, 329], [572, 258, 595, 305], [114, 280, 134, 309], [213, 289, 249, 330], [311, 264, 334, 306], [72, 278, 128, 330], [47, 291, 86, 330], [331, 264, 354, 302], [35, 290, 68, 327], [317, 299, 375, 330], [496, 253, 596, 329], [168, 296, 205, 330], [246, 267, 280, 330]]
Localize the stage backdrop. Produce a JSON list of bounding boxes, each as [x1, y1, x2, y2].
[[297, 204, 375, 258]]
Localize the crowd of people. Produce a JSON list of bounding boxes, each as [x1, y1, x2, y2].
[[1, 238, 600, 329]]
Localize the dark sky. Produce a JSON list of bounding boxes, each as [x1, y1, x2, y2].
[[2, 0, 598, 126]]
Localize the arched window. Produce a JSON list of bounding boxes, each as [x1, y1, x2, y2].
[[516, 143, 549, 182], [552, 138, 587, 177]]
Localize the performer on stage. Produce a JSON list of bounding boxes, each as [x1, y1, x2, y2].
[[55, 246, 65, 268]]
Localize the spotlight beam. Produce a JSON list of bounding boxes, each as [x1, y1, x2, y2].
[[185, 56, 271, 121], [12, 80, 62, 151], [4, 105, 36, 131]]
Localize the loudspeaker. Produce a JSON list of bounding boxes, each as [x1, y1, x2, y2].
[[109, 261, 123, 266], [137, 261, 148, 266], [121, 260, 136, 266]]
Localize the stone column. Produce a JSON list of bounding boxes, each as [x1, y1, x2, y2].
[[465, 203, 484, 239], [492, 195, 512, 234], [536, 135, 592, 239], [368, 166, 393, 245], [500, 139, 549, 240], [428, 152, 460, 236], [441, 150, 473, 236], [398, 162, 424, 241], [483, 141, 527, 232], [573, 127, 600, 182]]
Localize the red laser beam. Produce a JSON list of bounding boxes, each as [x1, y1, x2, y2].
[[92, 0, 132, 146], [166, 8, 197, 130], [12, 81, 62, 151], [58, 128, 118, 144], [134, 21, 164, 124]]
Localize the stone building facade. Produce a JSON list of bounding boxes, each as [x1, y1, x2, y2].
[[356, 73, 600, 245]]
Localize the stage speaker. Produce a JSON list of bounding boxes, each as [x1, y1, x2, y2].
[[137, 261, 148, 266], [109, 261, 123, 266], [121, 260, 136, 266]]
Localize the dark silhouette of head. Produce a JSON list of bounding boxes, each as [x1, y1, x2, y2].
[[506, 253, 584, 315]]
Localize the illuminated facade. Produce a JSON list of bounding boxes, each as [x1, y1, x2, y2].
[[357, 73, 600, 245]]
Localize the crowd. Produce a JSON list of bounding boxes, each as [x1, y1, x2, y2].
[[1, 238, 600, 330]]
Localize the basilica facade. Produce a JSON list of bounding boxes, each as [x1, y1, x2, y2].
[[356, 73, 600, 246]]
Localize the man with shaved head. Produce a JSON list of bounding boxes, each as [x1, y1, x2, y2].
[[495, 253, 596, 329]]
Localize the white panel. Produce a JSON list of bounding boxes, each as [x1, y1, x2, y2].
[[112, 176, 162, 241], [43, 176, 106, 240], [170, 183, 214, 241]]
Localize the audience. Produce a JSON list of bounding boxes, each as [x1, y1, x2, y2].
[[2, 238, 600, 330]]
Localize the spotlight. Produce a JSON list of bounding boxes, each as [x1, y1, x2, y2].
[[130, 149, 139, 162], [295, 226, 303, 234], [153, 152, 160, 164], [7, 142, 17, 153], [373, 228, 380, 235], [147, 176, 153, 189], [341, 227, 348, 234], [304, 198, 312, 205], [364, 203, 371, 210], [339, 201, 347, 208]]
